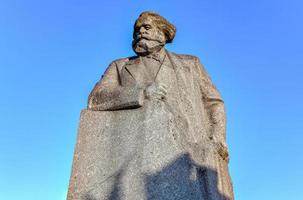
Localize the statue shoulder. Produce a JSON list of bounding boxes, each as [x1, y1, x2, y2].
[[169, 52, 199, 62], [169, 52, 209, 76], [168, 52, 202, 72], [110, 57, 130, 66], [106, 57, 133, 73], [110, 56, 139, 69]]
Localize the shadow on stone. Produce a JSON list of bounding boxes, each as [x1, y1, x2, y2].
[[106, 153, 230, 200], [83, 193, 97, 200], [108, 169, 124, 200], [144, 153, 230, 200]]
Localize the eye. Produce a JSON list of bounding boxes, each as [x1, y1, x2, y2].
[[145, 25, 152, 30]]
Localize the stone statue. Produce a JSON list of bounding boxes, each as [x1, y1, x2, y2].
[[68, 12, 234, 200]]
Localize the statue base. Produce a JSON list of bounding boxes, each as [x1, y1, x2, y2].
[[67, 108, 233, 200]]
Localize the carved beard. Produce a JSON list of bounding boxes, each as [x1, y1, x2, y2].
[[132, 38, 165, 56]]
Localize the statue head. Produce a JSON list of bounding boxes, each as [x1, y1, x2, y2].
[[132, 11, 176, 56]]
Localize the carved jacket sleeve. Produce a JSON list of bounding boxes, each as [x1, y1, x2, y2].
[[87, 61, 144, 111], [194, 58, 229, 161]]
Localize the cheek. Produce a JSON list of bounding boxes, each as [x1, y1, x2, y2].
[[146, 29, 156, 35], [156, 30, 166, 41]]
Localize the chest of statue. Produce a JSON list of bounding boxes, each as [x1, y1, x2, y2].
[[120, 56, 178, 97]]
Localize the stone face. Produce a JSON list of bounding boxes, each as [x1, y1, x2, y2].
[[68, 11, 234, 200]]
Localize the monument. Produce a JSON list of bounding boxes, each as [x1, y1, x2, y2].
[[67, 11, 234, 200]]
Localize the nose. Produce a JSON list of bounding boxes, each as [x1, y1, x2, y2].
[[139, 26, 146, 33]]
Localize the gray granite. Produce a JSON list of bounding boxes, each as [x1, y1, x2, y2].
[[68, 11, 234, 200]]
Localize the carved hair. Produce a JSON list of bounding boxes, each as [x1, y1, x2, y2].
[[134, 11, 176, 43]]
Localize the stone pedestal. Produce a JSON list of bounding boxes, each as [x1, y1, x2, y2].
[[67, 107, 232, 200]]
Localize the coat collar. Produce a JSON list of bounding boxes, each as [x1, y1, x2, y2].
[[125, 48, 166, 65], [124, 50, 188, 81], [124, 56, 144, 82]]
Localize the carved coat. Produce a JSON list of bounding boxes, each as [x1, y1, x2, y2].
[[87, 50, 234, 199]]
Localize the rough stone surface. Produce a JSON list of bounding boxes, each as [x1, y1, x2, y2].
[[68, 11, 234, 200]]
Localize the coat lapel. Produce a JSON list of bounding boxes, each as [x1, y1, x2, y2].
[[166, 51, 193, 93], [121, 57, 147, 86], [125, 57, 141, 81], [121, 51, 192, 89], [166, 51, 199, 143]]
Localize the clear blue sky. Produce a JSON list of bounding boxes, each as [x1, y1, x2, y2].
[[1, 0, 302, 199]]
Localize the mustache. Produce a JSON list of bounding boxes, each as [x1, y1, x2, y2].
[[133, 35, 162, 43]]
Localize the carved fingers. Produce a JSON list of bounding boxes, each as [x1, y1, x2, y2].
[[144, 83, 167, 101], [215, 141, 229, 162]]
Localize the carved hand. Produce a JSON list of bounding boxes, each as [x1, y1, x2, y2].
[[214, 140, 229, 162], [144, 83, 167, 101]]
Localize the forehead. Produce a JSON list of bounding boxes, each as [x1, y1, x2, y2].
[[135, 17, 155, 28]]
